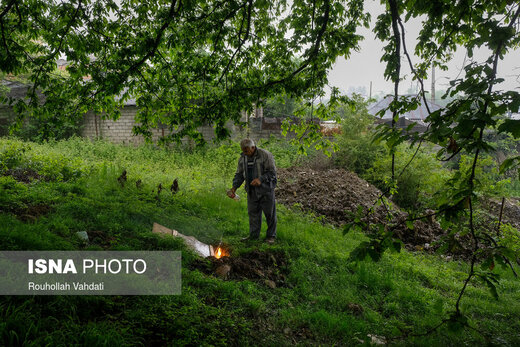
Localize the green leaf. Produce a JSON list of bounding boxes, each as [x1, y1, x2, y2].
[[392, 241, 402, 253], [498, 120, 520, 138], [484, 278, 499, 300], [343, 223, 353, 235], [481, 257, 494, 271], [500, 157, 520, 174], [447, 312, 467, 332], [368, 248, 383, 262]]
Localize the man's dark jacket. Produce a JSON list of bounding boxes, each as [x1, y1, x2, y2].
[[232, 147, 277, 195]]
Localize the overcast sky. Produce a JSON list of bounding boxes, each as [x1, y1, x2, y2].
[[328, 0, 520, 100]]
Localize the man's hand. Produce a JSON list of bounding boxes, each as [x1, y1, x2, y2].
[[227, 188, 236, 198], [251, 178, 261, 186]]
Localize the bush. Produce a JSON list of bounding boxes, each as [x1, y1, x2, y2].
[[332, 97, 450, 211], [499, 223, 520, 261], [0, 139, 30, 173], [363, 143, 449, 211], [334, 96, 386, 175]]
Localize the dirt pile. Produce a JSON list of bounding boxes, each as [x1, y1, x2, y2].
[[276, 167, 445, 250], [191, 250, 289, 288], [483, 198, 520, 231], [276, 167, 381, 225]]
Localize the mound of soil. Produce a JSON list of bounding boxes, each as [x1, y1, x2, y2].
[[276, 167, 445, 250], [276, 167, 382, 225], [191, 250, 288, 288], [483, 198, 520, 231]]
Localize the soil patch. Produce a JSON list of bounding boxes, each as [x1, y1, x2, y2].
[[276, 167, 444, 251], [17, 203, 53, 222], [482, 198, 520, 231], [4, 168, 43, 183], [87, 230, 116, 249], [191, 249, 289, 288]]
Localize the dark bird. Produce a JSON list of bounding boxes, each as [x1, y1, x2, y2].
[[155, 183, 163, 201], [136, 179, 142, 189], [170, 178, 179, 194], [117, 170, 127, 187]]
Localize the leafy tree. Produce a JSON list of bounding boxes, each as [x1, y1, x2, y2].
[[263, 94, 298, 118], [347, 0, 520, 337], [334, 93, 386, 175], [0, 0, 368, 143]]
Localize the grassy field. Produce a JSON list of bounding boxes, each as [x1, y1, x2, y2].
[[1, 137, 519, 346]]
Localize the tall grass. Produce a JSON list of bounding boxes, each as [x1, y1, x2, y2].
[[0, 137, 519, 345]]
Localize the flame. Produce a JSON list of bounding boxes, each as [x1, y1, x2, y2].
[[214, 247, 228, 259]]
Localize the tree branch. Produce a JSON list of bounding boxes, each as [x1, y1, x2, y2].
[[0, 0, 16, 20], [30, 0, 84, 98], [217, 0, 252, 85], [388, 0, 401, 181]]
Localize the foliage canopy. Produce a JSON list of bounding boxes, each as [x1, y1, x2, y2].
[[0, 0, 367, 143]]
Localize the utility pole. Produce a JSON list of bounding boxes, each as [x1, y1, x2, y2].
[[369, 81, 372, 99]]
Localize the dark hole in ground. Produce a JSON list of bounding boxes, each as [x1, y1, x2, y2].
[[191, 249, 289, 288]]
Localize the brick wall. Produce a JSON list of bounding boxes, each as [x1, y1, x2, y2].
[[81, 107, 154, 145]]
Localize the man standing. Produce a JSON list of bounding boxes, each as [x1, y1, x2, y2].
[[227, 139, 277, 244]]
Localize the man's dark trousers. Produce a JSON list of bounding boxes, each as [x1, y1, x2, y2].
[[247, 187, 277, 239]]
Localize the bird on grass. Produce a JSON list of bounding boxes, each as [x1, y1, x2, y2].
[[170, 178, 179, 194], [155, 183, 163, 200], [117, 170, 127, 187]]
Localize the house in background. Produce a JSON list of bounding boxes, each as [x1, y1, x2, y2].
[[2, 68, 338, 143], [368, 95, 442, 133], [0, 79, 277, 144], [0, 80, 45, 136]]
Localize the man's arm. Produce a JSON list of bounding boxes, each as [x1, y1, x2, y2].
[[231, 157, 244, 191]]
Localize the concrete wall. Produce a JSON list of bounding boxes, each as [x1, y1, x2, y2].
[[0, 107, 14, 136], [80, 107, 293, 145], [2, 104, 335, 144], [80, 107, 161, 145]]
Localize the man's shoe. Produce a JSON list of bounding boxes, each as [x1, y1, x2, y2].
[[264, 237, 276, 245]]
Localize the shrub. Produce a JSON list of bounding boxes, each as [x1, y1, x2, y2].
[[0, 139, 30, 173], [334, 96, 386, 175], [365, 143, 449, 211]]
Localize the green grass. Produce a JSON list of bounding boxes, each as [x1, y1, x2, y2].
[[1, 137, 520, 346]]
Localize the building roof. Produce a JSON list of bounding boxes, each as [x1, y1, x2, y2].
[[1, 80, 137, 106], [56, 59, 68, 67], [1, 80, 32, 99], [368, 95, 442, 124]]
